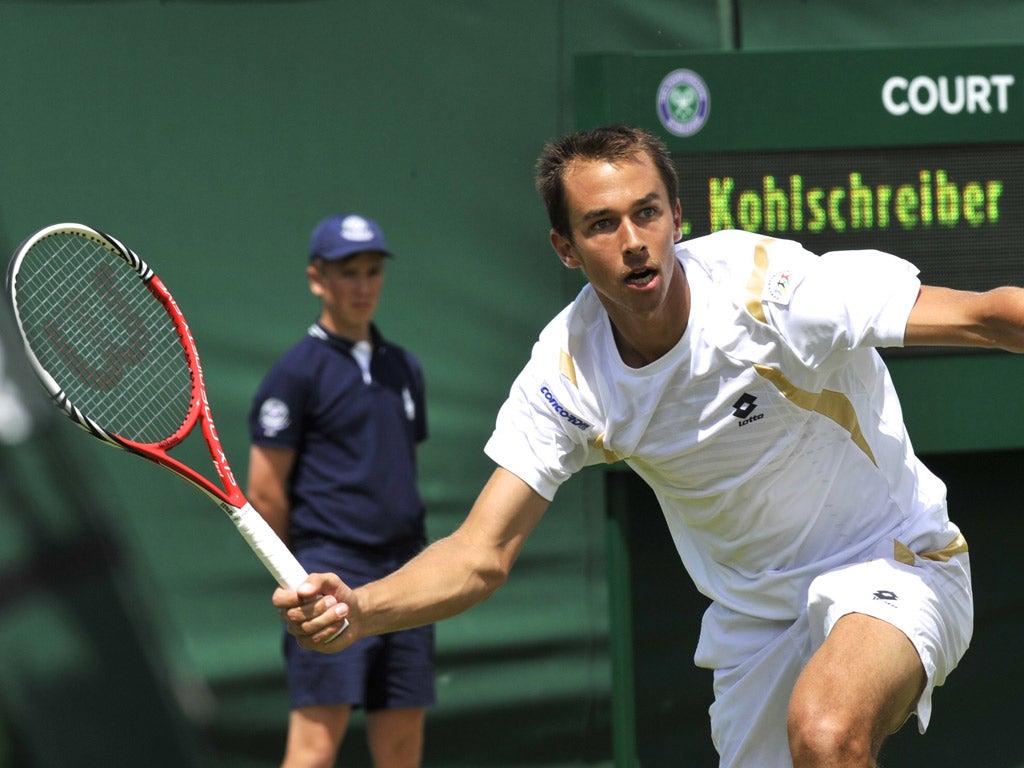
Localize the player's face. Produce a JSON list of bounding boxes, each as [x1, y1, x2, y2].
[[308, 251, 386, 340], [551, 152, 683, 324]]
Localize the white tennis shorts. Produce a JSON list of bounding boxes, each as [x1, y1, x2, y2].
[[694, 549, 973, 768]]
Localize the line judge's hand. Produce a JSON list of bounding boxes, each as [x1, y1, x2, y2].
[[273, 572, 355, 652]]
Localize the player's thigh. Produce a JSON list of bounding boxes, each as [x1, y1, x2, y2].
[[790, 611, 925, 738], [801, 552, 972, 735], [284, 704, 352, 766], [366, 707, 427, 768]]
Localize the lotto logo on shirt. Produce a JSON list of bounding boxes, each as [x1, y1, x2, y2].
[[540, 386, 592, 431]]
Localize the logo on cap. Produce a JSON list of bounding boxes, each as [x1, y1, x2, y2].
[[310, 212, 391, 261], [340, 215, 376, 243]]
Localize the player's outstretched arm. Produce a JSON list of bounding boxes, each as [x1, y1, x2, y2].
[[274, 466, 551, 652], [906, 284, 1024, 352]]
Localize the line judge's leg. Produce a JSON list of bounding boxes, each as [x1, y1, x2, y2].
[[282, 704, 351, 768]]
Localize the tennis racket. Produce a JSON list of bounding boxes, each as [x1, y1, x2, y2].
[[6, 222, 349, 637]]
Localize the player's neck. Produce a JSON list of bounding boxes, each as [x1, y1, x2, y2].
[[609, 267, 690, 368]]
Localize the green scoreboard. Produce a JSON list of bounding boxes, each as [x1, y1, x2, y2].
[[577, 46, 1024, 767], [577, 45, 1024, 453]]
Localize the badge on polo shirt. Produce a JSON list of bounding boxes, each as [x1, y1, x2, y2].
[[259, 398, 291, 437]]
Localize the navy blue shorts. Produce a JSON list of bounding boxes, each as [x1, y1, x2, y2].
[[285, 540, 436, 711]]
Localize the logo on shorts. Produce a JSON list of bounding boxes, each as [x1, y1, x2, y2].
[[873, 590, 899, 601], [657, 69, 710, 137]]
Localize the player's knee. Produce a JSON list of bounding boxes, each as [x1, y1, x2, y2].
[[787, 699, 875, 767]]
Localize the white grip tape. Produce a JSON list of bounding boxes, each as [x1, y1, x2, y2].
[[232, 501, 309, 588], [232, 502, 349, 640]]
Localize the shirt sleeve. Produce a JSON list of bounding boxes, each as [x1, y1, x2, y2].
[[483, 340, 601, 502], [761, 241, 922, 368], [248, 363, 310, 449]]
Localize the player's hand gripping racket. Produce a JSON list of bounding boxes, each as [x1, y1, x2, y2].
[[5, 223, 348, 638]]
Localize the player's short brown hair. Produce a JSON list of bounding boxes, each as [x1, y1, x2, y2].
[[534, 124, 679, 240]]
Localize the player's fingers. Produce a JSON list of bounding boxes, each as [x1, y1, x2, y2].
[[303, 600, 350, 639], [273, 573, 339, 610], [302, 572, 343, 596], [271, 585, 303, 610], [317, 618, 351, 647], [288, 607, 351, 649], [280, 593, 337, 624]]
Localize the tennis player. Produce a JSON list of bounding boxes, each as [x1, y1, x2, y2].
[[273, 125, 1024, 766]]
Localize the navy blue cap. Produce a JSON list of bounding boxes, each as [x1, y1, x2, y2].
[[308, 213, 393, 261]]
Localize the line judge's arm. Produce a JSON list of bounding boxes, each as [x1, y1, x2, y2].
[[247, 444, 296, 545]]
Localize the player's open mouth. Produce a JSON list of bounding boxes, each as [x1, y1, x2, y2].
[[625, 268, 657, 287]]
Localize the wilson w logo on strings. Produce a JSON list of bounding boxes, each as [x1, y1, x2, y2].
[[42, 263, 151, 391]]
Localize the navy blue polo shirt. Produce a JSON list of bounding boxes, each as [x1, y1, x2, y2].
[[248, 322, 427, 552]]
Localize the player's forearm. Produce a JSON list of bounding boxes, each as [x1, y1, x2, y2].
[[337, 467, 548, 638], [353, 530, 511, 636], [287, 468, 548, 650], [907, 285, 1024, 352], [976, 286, 1024, 352]]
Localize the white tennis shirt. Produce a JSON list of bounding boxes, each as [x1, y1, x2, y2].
[[485, 229, 961, 621]]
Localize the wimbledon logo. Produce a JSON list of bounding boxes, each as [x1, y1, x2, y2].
[[657, 69, 710, 137]]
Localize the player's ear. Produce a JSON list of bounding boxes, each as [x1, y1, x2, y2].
[[551, 229, 581, 269], [672, 199, 683, 243]]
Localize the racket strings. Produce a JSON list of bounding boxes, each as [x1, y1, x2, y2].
[[13, 232, 194, 444]]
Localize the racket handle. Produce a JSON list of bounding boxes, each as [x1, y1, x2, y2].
[[231, 501, 310, 588], [231, 502, 351, 641]]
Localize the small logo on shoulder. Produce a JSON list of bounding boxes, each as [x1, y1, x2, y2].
[[259, 398, 290, 437], [765, 270, 793, 303]]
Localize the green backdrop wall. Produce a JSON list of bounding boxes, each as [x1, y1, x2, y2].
[[1, 2, 1022, 766]]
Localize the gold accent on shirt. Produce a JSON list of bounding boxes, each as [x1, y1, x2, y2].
[[744, 242, 771, 322], [753, 364, 877, 465], [895, 533, 969, 565]]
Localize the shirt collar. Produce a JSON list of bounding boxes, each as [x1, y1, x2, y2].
[[307, 321, 384, 353]]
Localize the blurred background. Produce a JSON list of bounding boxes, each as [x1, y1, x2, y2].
[[1, 2, 1023, 766]]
